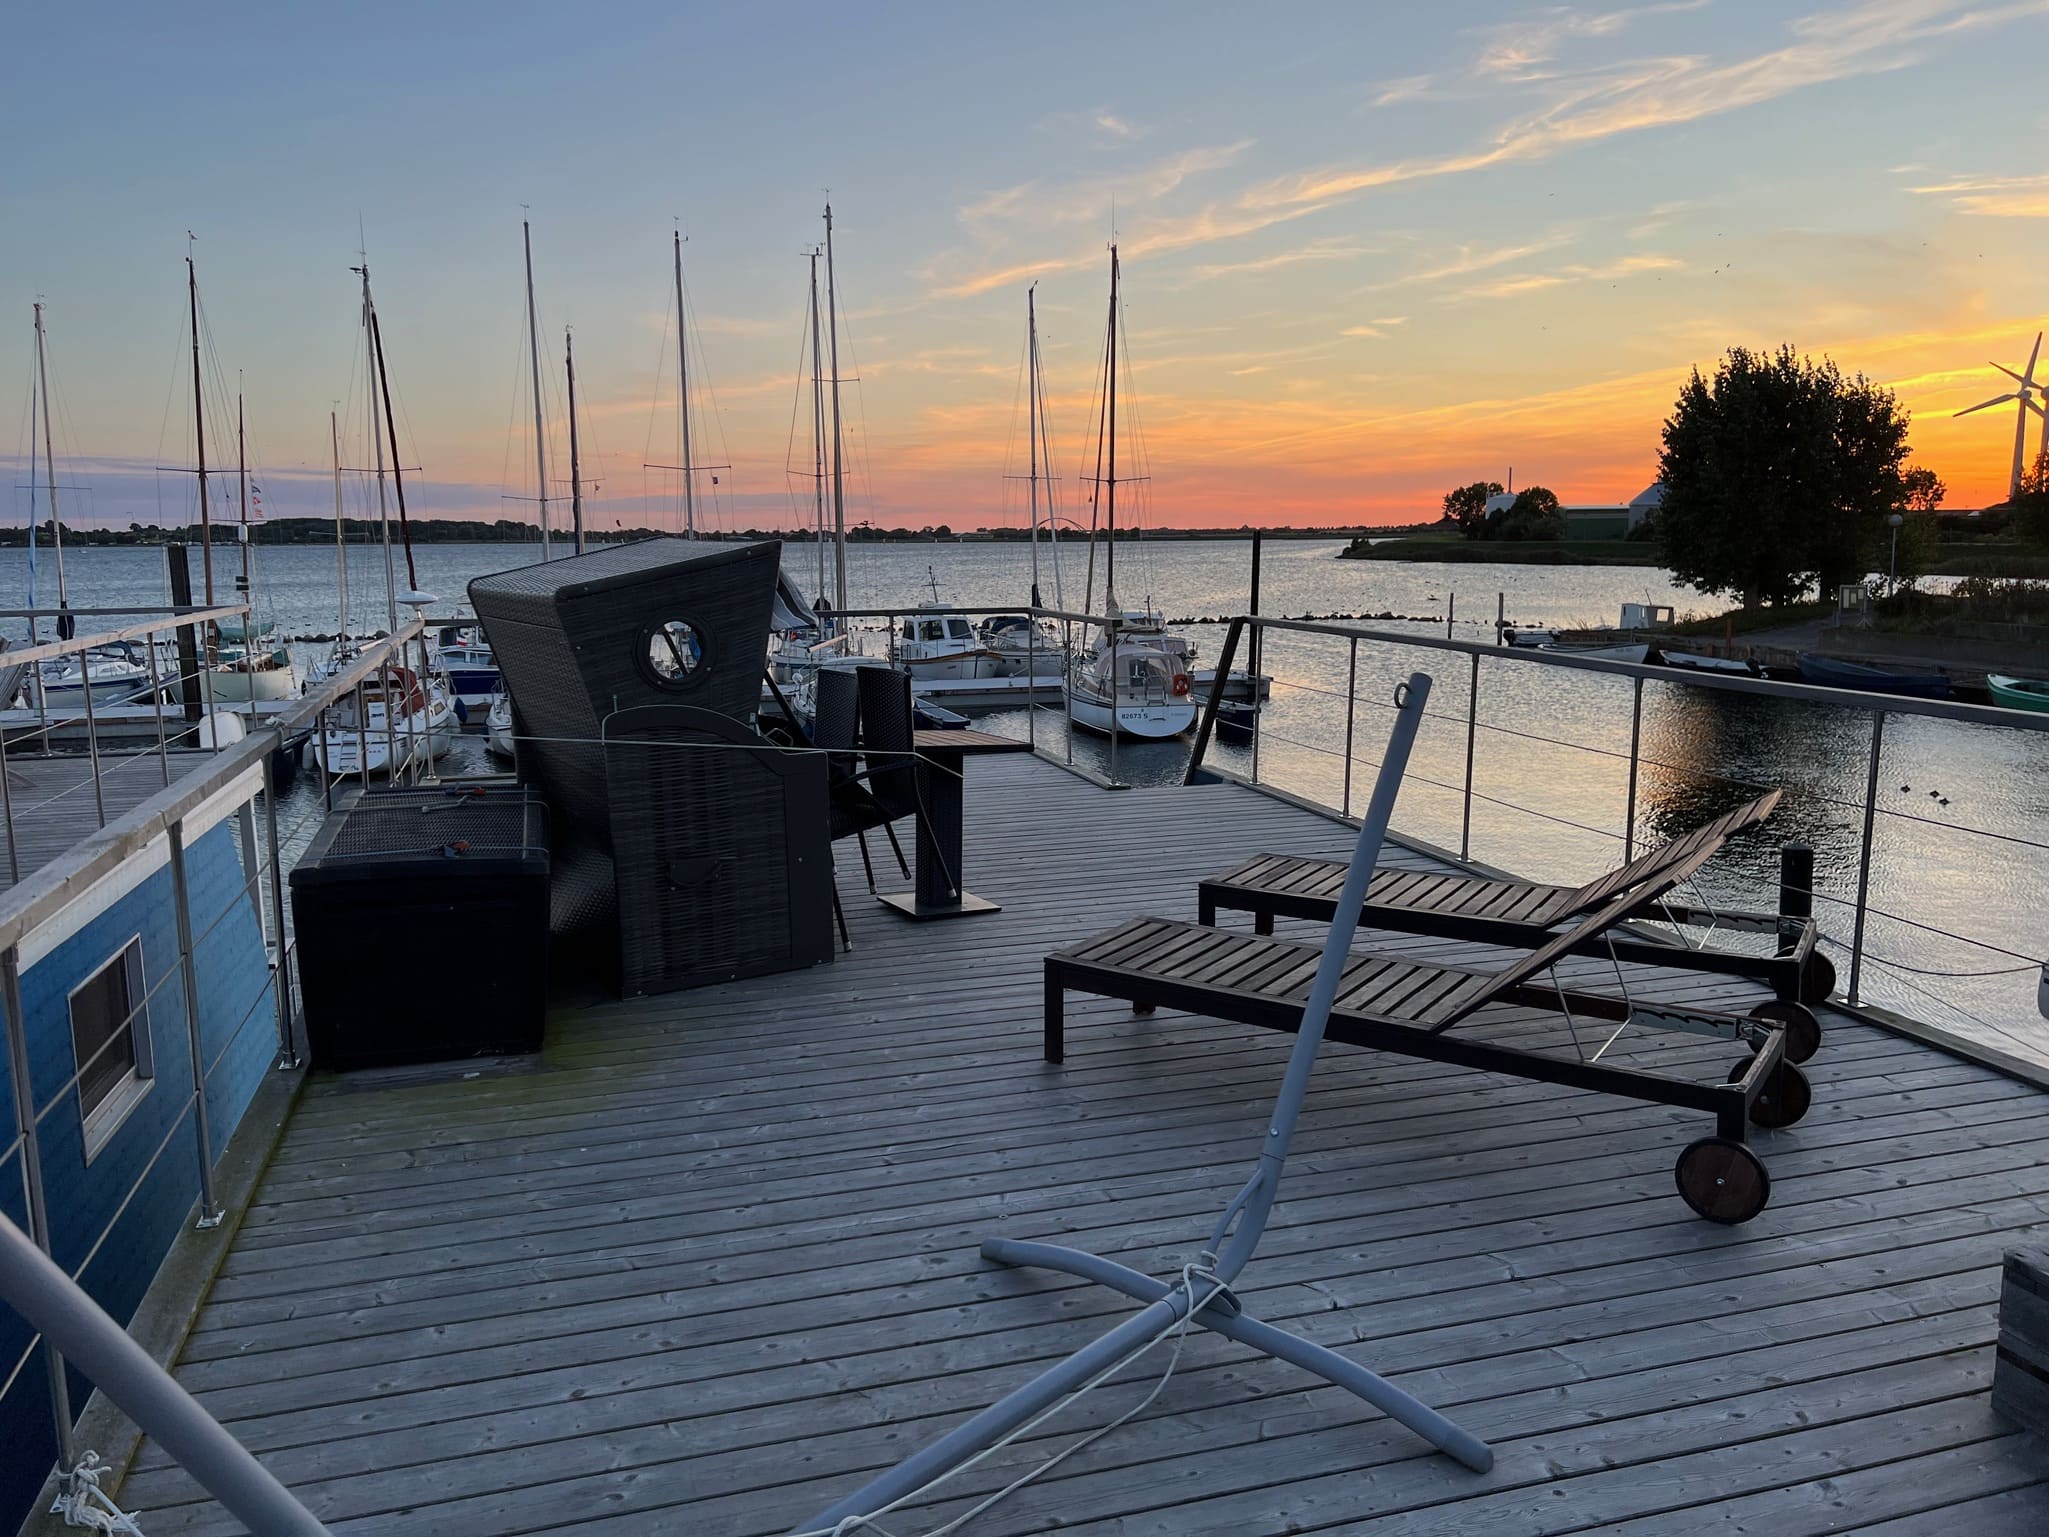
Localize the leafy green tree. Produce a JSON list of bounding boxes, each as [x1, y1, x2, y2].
[[1488, 485, 1564, 542], [1442, 480, 1503, 540], [1657, 345, 1911, 607]]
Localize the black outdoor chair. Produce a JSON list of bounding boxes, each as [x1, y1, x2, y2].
[[856, 665, 955, 896]]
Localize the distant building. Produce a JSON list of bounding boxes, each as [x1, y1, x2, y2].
[[1562, 482, 1662, 540]]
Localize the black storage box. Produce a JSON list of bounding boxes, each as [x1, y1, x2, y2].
[[290, 785, 550, 1070]]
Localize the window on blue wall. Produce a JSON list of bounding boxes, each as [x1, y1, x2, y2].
[[71, 937, 154, 1161]]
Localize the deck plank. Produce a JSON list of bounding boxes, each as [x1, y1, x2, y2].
[[128, 751, 2049, 1535]]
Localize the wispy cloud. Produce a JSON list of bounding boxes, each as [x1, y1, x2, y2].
[[1358, 232, 1580, 292], [958, 140, 1254, 239], [1472, 0, 1711, 80], [1444, 252, 1684, 301], [1908, 170, 2049, 217], [1190, 237, 1376, 280], [1254, 0, 2049, 210]]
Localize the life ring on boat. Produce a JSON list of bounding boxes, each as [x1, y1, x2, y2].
[[1171, 673, 1192, 697]]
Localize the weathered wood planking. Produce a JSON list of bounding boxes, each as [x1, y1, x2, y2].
[[123, 752, 2049, 1534], [0, 750, 210, 895]]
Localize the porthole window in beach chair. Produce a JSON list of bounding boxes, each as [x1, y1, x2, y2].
[[642, 618, 710, 688]]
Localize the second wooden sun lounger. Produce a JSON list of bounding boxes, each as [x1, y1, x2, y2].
[[1197, 789, 1835, 1004], [1045, 874, 1821, 1224]]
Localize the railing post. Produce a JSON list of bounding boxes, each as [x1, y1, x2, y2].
[[1847, 709, 1886, 1006], [1342, 636, 1358, 820], [1248, 633, 1262, 787], [146, 634, 172, 785], [3, 943, 78, 1472], [0, 717, 18, 888], [1026, 619, 1037, 751], [1623, 675, 1644, 863], [167, 820, 224, 1229], [78, 649, 107, 828], [1108, 628, 1120, 787], [1460, 650, 1479, 862], [354, 678, 371, 798], [261, 748, 299, 1069]]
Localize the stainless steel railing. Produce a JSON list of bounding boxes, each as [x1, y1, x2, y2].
[[0, 624, 421, 1532]]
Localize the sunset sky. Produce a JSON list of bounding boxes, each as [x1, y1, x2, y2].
[[4, 0, 2047, 535]]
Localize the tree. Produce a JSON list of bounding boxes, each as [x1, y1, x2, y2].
[[1902, 465, 1945, 515], [2014, 452, 2049, 551], [1657, 344, 1910, 608], [1441, 480, 1503, 540], [1488, 486, 1564, 542]]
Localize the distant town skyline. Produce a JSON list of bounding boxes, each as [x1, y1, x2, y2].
[[4, 0, 2047, 536]]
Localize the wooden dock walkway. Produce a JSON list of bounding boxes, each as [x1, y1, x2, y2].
[[0, 751, 213, 897], [120, 751, 2049, 1534]]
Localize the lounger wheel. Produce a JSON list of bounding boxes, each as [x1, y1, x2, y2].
[[1747, 1001, 1821, 1064], [1726, 1058, 1812, 1129], [1798, 952, 1837, 1005], [1674, 1137, 1771, 1224]]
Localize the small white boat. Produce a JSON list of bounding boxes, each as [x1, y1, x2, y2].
[[433, 624, 501, 711], [310, 667, 458, 778], [37, 643, 162, 708], [1540, 640, 1650, 665], [485, 684, 516, 760], [896, 605, 1003, 680], [206, 635, 300, 702], [1658, 648, 1760, 677], [979, 613, 1064, 677]]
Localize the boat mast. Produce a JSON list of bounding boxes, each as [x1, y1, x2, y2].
[[353, 264, 399, 632], [823, 203, 848, 614], [187, 254, 215, 607], [367, 290, 421, 596], [330, 410, 348, 645], [565, 327, 586, 556], [32, 302, 66, 619], [673, 228, 695, 538], [523, 218, 551, 558], [1105, 243, 1119, 614], [236, 390, 251, 589], [1027, 285, 1042, 609], [808, 249, 829, 605]]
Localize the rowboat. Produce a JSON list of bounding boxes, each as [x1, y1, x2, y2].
[[1987, 674, 2049, 712], [1795, 654, 1952, 699]]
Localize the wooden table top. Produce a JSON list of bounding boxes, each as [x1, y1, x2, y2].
[[912, 728, 1035, 755]]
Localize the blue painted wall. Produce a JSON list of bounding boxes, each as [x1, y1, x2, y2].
[[0, 815, 275, 1534]]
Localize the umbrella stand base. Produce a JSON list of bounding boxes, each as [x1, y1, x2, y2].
[[980, 1237, 1493, 1474]]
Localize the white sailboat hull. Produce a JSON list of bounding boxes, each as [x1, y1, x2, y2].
[[205, 664, 299, 703], [1064, 687, 1197, 739]]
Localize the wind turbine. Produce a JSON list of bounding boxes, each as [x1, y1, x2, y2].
[[1954, 330, 2046, 500]]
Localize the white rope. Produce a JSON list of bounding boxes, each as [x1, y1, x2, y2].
[[792, 1260, 1228, 1537], [50, 1453, 145, 1535]]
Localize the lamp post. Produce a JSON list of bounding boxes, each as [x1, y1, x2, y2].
[[1887, 512, 1905, 594]]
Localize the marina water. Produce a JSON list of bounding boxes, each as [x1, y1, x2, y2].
[[6, 538, 2045, 1062]]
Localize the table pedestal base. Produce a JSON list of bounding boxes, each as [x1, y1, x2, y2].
[[877, 890, 1001, 921]]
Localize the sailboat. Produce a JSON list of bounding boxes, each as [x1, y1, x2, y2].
[[1063, 246, 1197, 738], [22, 302, 163, 712], [310, 261, 458, 778], [895, 566, 1004, 680], [980, 285, 1065, 680], [207, 388, 299, 703]]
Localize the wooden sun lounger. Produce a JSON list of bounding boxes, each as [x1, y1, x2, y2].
[[1044, 878, 1821, 1224], [1198, 790, 1834, 1004]]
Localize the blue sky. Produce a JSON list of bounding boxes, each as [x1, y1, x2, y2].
[[5, 0, 2047, 533]]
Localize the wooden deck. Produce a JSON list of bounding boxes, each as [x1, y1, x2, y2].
[[121, 751, 2049, 1535], [0, 751, 208, 896]]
